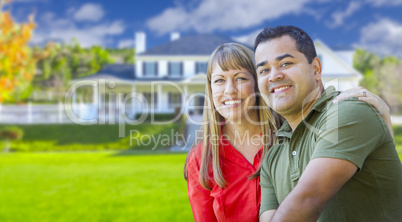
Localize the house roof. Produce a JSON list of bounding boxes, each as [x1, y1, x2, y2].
[[75, 64, 188, 82], [139, 34, 249, 56], [80, 64, 135, 81], [72, 35, 361, 85], [314, 39, 362, 79]]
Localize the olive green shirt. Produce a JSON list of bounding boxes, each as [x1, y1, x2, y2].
[[260, 86, 402, 221]]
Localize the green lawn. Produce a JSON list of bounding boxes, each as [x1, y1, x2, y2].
[[0, 151, 193, 222], [0, 125, 400, 222], [0, 124, 179, 152]]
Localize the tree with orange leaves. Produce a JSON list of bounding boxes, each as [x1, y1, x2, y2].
[[0, 0, 36, 102]]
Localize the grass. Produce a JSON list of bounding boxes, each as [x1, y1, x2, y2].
[[0, 125, 400, 222], [0, 150, 400, 222], [0, 151, 193, 222], [394, 125, 402, 154], [0, 124, 180, 152]]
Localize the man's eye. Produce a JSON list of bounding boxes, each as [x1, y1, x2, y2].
[[281, 62, 292, 67], [260, 69, 270, 75]]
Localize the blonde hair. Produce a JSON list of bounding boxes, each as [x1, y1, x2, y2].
[[184, 43, 280, 190]]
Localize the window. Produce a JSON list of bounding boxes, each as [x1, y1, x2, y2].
[[143, 62, 157, 76], [195, 62, 208, 74], [168, 93, 182, 109], [168, 62, 183, 76], [193, 95, 205, 115]]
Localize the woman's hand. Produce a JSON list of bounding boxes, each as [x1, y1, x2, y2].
[[332, 87, 394, 139]]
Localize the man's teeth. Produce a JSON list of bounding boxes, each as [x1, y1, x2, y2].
[[224, 100, 242, 105], [273, 86, 290, 92]]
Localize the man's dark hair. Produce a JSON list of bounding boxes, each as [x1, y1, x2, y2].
[[254, 25, 317, 64]]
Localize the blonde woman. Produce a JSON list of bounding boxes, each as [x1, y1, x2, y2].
[[184, 43, 393, 222]]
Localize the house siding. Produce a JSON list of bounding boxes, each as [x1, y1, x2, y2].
[[136, 60, 143, 77], [184, 61, 195, 77], [159, 60, 168, 77]]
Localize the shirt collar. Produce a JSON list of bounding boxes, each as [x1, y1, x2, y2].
[[219, 135, 263, 170], [276, 121, 292, 139], [310, 86, 339, 112]]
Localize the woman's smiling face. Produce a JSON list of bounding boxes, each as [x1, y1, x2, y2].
[[210, 63, 257, 122]]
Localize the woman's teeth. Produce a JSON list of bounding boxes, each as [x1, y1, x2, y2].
[[224, 100, 241, 105]]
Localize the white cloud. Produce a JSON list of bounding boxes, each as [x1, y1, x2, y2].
[[32, 21, 125, 47], [40, 12, 72, 27], [365, 0, 402, 6], [118, 39, 135, 48], [327, 2, 361, 28], [232, 30, 262, 47], [73, 3, 105, 22], [32, 10, 125, 47], [146, 0, 311, 35], [66, 7, 76, 16], [357, 17, 402, 57]]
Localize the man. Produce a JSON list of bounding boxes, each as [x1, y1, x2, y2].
[[254, 25, 402, 221]]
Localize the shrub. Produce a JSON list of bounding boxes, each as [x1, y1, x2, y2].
[[134, 113, 180, 122], [0, 126, 23, 140], [0, 123, 180, 152]]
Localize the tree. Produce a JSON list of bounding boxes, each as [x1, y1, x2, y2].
[[354, 49, 402, 113], [32, 41, 115, 95], [107, 48, 135, 64], [0, 0, 36, 102]]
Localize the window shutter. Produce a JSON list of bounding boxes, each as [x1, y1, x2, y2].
[[168, 62, 171, 75], [142, 62, 146, 75], [195, 62, 198, 74], [154, 62, 158, 76], [180, 62, 183, 76]]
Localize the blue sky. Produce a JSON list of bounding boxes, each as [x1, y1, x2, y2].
[[5, 0, 402, 57]]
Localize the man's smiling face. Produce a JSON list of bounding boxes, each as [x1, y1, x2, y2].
[[255, 35, 322, 118]]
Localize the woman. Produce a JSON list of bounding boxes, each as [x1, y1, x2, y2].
[[184, 43, 393, 222]]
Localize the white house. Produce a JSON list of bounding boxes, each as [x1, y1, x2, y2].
[[68, 32, 362, 122], [315, 40, 362, 90]]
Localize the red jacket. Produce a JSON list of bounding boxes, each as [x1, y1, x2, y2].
[[187, 136, 262, 222]]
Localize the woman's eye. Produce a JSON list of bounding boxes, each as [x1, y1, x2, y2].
[[236, 77, 247, 81], [214, 79, 224, 83]]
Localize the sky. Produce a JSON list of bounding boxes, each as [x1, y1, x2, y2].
[[5, 0, 402, 57]]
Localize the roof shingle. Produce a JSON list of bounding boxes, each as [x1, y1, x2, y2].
[[139, 34, 249, 56]]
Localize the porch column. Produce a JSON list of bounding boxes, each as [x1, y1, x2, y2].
[[131, 85, 136, 116], [184, 85, 189, 114], [98, 79, 106, 124], [157, 83, 163, 112]]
